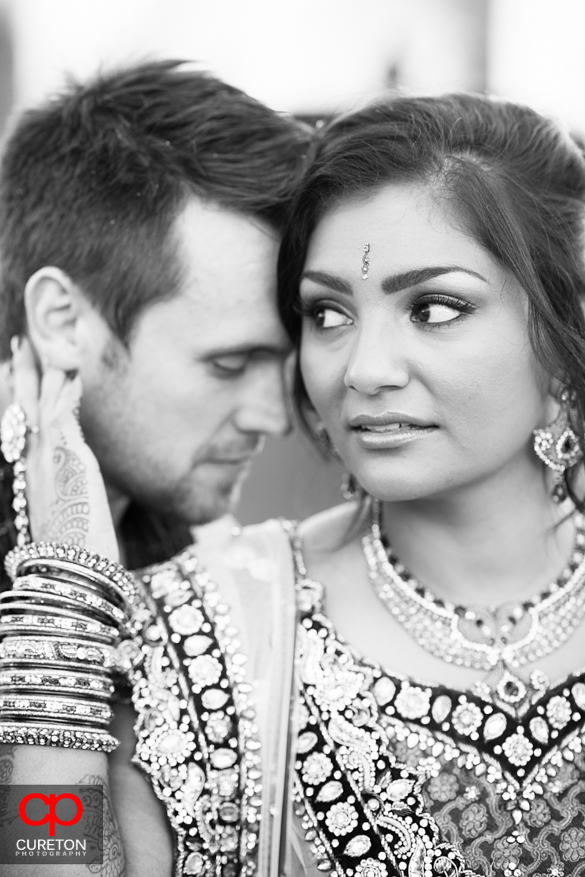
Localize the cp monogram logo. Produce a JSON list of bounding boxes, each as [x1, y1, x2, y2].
[[19, 793, 84, 836]]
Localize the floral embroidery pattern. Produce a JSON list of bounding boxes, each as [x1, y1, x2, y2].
[[452, 702, 483, 736], [560, 827, 585, 863], [355, 860, 388, 877], [395, 683, 431, 719], [302, 752, 333, 785], [427, 773, 459, 802], [547, 695, 572, 730], [491, 836, 522, 870], [460, 803, 488, 839], [525, 798, 550, 828], [293, 614, 473, 876], [286, 520, 585, 877], [502, 731, 534, 767], [129, 552, 261, 877], [293, 586, 585, 876], [325, 802, 359, 836]]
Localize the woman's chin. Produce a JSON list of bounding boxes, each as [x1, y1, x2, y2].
[[358, 479, 437, 504]]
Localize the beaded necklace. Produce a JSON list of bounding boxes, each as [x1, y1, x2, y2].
[[363, 504, 585, 713]]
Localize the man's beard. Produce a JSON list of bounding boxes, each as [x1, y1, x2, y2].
[[177, 468, 247, 526], [117, 458, 251, 527]]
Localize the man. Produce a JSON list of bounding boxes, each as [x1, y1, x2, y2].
[[0, 58, 310, 577], [0, 61, 311, 875]]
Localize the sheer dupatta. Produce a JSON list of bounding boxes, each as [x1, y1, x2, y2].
[[193, 516, 298, 875]]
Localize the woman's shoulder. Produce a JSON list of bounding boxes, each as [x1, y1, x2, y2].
[[298, 502, 362, 575], [299, 502, 357, 544]]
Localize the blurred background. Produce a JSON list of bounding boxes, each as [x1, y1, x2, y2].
[[0, 0, 583, 523]]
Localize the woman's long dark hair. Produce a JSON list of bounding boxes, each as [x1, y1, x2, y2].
[[278, 92, 585, 510]]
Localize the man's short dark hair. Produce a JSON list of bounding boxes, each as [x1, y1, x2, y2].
[[0, 59, 312, 355]]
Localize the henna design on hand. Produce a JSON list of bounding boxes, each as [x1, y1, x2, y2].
[[0, 743, 16, 784], [0, 745, 18, 832], [78, 773, 126, 877], [38, 443, 91, 547]]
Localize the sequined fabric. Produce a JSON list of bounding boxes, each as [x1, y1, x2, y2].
[[295, 596, 585, 877], [125, 547, 262, 876], [124, 517, 297, 876], [122, 518, 585, 875], [294, 608, 475, 877]]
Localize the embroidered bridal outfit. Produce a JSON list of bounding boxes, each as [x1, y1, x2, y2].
[[123, 507, 585, 877]]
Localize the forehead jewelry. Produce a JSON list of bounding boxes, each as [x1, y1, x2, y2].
[[361, 243, 370, 280]]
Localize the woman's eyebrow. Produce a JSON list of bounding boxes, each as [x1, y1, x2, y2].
[[300, 266, 488, 296], [300, 271, 352, 293], [381, 266, 488, 294]]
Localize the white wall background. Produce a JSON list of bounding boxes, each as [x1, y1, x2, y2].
[[6, 0, 488, 116], [6, 0, 584, 133], [489, 0, 585, 133]]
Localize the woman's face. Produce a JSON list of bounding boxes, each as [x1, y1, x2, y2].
[[299, 181, 555, 503]]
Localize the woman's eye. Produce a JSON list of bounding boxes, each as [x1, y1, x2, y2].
[[412, 300, 466, 325], [313, 307, 352, 330]]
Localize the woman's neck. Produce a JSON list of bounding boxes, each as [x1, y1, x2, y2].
[[380, 466, 576, 609]]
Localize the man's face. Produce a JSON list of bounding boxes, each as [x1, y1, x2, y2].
[[78, 196, 291, 524]]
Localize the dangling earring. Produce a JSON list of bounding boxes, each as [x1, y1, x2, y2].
[[533, 387, 583, 502], [314, 421, 340, 459], [341, 473, 359, 501]]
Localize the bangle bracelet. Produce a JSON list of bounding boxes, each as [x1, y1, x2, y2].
[[0, 668, 114, 699], [0, 608, 119, 643], [0, 694, 113, 726], [11, 578, 127, 626], [0, 635, 121, 671], [1, 541, 139, 753], [0, 721, 119, 752], [24, 560, 135, 612], [5, 543, 138, 608]]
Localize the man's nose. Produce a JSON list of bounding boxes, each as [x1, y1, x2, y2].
[[235, 363, 292, 437]]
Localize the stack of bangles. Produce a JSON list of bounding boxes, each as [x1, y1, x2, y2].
[[0, 542, 139, 752]]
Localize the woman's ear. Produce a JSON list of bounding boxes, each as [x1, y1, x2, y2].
[[24, 267, 85, 370]]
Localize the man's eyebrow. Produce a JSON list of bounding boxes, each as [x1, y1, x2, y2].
[[300, 266, 487, 295], [203, 342, 291, 359]]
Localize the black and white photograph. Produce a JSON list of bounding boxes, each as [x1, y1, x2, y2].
[[1, 2, 585, 875]]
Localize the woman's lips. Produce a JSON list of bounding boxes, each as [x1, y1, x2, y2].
[[350, 417, 437, 449]]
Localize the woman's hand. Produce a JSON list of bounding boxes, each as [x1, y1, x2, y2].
[[10, 336, 119, 560]]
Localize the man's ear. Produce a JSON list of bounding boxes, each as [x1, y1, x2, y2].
[[24, 267, 87, 370]]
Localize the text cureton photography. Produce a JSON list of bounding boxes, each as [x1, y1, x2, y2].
[[0, 784, 103, 866]]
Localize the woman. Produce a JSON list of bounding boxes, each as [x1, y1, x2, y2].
[[274, 92, 585, 875], [3, 92, 585, 876]]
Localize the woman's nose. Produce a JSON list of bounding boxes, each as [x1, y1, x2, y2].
[[343, 322, 409, 395]]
